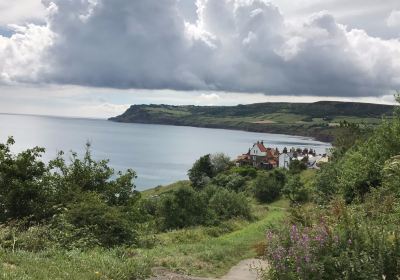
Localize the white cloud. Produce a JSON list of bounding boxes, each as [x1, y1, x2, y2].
[[0, 0, 399, 98], [387, 10, 400, 27], [0, 0, 46, 25], [0, 23, 53, 83], [197, 93, 221, 105]]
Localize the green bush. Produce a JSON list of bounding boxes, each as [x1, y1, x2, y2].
[[288, 159, 307, 174], [210, 153, 232, 174], [342, 120, 400, 202], [313, 110, 400, 203], [0, 223, 56, 252], [0, 137, 54, 222], [0, 139, 141, 249], [157, 186, 211, 230], [187, 154, 214, 190], [65, 193, 138, 247], [313, 162, 340, 204], [208, 188, 251, 220], [253, 170, 286, 203], [212, 173, 246, 192], [282, 175, 309, 204], [157, 185, 252, 230], [382, 155, 400, 195], [229, 166, 258, 178]]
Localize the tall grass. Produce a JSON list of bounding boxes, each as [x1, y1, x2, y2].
[[0, 200, 287, 279]]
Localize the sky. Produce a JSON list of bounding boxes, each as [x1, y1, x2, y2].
[[0, 0, 399, 118]]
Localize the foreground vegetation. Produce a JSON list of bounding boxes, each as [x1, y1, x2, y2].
[[0, 201, 286, 279], [2, 98, 399, 279], [109, 101, 394, 142], [262, 96, 400, 279], [0, 137, 289, 279]]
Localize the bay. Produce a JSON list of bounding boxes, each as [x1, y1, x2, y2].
[[0, 113, 331, 190]]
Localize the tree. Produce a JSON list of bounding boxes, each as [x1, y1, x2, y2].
[[253, 171, 285, 203], [313, 162, 340, 204], [0, 137, 54, 222], [157, 186, 209, 229], [282, 175, 308, 204], [0, 138, 142, 248], [65, 192, 138, 247], [289, 159, 307, 174], [188, 154, 214, 190], [333, 121, 371, 158], [208, 188, 251, 220], [210, 153, 232, 174], [48, 143, 140, 207]]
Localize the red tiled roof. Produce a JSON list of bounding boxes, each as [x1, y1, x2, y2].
[[236, 154, 251, 161], [266, 149, 278, 159], [257, 143, 267, 152]]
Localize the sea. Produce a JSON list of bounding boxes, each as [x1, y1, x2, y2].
[[0, 113, 331, 190]]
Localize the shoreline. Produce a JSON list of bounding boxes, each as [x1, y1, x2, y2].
[[109, 118, 335, 143]]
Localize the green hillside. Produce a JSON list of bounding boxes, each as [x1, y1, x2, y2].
[[109, 101, 395, 142]]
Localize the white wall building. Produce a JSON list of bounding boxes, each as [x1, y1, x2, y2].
[[279, 153, 292, 169]]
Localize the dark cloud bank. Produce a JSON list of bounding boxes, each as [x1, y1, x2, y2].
[[1, 0, 400, 97]]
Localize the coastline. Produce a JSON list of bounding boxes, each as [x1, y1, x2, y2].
[[109, 118, 335, 143]]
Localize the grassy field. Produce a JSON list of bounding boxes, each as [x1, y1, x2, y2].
[[0, 195, 287, 280], [137, 200, 287, 277], [141, 180, 189, 198], [110, 101, 395, 142]]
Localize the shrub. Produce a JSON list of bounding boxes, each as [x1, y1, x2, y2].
[[382, 155, 400, 195], [65, 193, 138, 247], [157, 185, 252, 230], [48, 144, 140, 207], [0, 139, 142, 249], [188, 154, 214, 190], [0, 137, 54, 222], [313, 162, 340, 204], [332, 115, 400, 203], [210, 153, 232, 174], [0, 223, 57, 252], [212, 173, 246, 192], [253, 171, 285, 203], [157, 186, 211, 230], [229, 166, 258, 178], [288, 159, 307, 174], [282, 175, 309, 204], [264, 193, 400, 280], [208, 188, 251, 221]]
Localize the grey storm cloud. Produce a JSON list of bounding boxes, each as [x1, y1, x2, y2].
[[0, 0, 400, 97]]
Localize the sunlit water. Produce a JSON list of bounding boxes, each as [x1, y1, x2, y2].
[[0, 113, 331, 190]]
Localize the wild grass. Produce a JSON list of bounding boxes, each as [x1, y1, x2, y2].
[[141, 180, 190, 197], [0, 248, 152, 280], [135, 201, 287, 277], [0, 199, 287, 279]]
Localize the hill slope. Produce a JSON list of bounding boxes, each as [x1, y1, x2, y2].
[[109, 101, 395, 142]]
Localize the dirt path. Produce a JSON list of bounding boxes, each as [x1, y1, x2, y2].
[[220, 259, 267, 280], [148, 258, 268, 280]]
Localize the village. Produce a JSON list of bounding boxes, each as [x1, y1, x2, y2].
[[235, 140, 329, 170]]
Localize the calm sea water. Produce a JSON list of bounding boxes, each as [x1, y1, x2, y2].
[[0, 113, 331, 190]]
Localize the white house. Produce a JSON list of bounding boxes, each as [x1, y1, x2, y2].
[[279, 153, 292, 169], [249, 141, 267, 157], [249, 141, 267, 167]]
